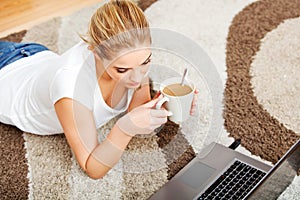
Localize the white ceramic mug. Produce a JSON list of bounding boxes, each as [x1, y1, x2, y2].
[[156, 77, 195, 124]]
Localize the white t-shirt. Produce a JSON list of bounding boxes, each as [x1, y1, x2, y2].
[[0, 41, 134, 135]]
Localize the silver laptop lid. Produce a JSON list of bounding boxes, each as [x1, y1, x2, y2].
[[246, 139, 300, 200]]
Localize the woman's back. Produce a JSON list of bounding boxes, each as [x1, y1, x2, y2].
[[0, 41, 93, 134]]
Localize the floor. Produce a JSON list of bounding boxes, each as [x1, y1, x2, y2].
[[0, 0, 102, 38]]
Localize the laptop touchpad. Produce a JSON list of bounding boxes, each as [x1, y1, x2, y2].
[[179, 162, 216, 189]]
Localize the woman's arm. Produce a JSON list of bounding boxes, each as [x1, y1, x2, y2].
[[54, 98, 132, 179]]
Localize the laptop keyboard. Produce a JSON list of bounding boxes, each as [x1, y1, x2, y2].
[[197, 160, 267, 200]]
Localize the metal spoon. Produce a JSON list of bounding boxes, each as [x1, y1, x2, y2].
[[180, 68, 188, 86]]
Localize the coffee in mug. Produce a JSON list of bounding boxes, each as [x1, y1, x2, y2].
[[156, 77, 195, 124], [162, 83, 193, 97]]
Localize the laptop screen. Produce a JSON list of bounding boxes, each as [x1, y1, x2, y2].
[[247, 139, 300, 200]]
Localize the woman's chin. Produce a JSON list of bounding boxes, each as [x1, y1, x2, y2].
[[126, 82, 141, 89]]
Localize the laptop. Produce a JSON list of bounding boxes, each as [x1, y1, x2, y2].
[[149, 139, 300, 200]]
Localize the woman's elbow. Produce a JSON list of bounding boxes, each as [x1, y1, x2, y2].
[[85, 168, 107, 180], [84, 158, 112, 180]]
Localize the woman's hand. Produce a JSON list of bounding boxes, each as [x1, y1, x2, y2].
[[190, 89, 199, 116], [153, 89, 198, 116], [116, 97, 169, 136]]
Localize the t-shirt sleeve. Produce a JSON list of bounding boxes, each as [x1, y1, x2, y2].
[[50, 68, 94, 110]]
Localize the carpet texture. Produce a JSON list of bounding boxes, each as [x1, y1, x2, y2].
[[1, 0, 299, 199], [224, 0, 300, 165]]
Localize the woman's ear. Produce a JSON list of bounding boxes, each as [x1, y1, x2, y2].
[[89, 46, 100, 59], [92, 50, 102, 61]]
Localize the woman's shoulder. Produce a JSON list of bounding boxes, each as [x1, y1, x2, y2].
[[62, 41, 89, 56], [60, 41, 94, 68]]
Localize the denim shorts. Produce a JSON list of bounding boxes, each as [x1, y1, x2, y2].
[[0, 41, 49, 69]]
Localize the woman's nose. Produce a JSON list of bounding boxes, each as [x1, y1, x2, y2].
[[130, 69, 144, 82]]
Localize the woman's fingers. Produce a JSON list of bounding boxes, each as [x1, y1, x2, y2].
[[149, 109, 169, 126], [190, 89, 199, 115], [150, 108, 169, 118], [151, 116, 168, 126], [152, 91, 161, 99]]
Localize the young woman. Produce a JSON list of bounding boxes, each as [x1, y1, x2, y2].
[[0, 0, 197, 179]]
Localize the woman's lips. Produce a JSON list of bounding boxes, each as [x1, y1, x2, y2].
[[129, 82, 140, 87]]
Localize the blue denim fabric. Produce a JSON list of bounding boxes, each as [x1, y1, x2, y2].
[[0, 41, 49, 69]]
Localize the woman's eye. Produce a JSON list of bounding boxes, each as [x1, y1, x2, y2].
[[116, 68, 129, 73], [142, 59, 151, 65]]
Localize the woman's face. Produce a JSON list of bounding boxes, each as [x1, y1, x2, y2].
[[102, 48, 152, 89]]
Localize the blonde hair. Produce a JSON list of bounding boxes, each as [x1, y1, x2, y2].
[[81, 0, 151, 60]]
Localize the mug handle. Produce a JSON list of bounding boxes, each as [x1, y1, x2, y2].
[[155, 96, 169, 109]]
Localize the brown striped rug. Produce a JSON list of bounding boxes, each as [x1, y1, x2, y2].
[[1, 0, 299, 199]]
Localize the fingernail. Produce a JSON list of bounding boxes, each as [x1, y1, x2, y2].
[[157, 94, 163, 99], [168, 111, 173, 116]]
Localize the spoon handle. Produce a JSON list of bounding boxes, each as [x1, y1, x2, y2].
[[180, 68, 188, 85]]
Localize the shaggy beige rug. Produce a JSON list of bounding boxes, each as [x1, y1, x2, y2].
[[1, 0, 299, 199]]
